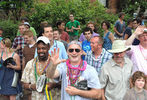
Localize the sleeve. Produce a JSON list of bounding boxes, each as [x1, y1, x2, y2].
[[114, 21, 118, 27], [77, 21, 80, 26], [55, 63, 65, 81], [12, 38, 17, 49], [87, 67, 101, 89], [99, 65, 108, 88], [21, 60, 33, 83], [17, 30, 20, 36], [60, 43, 68, 59], [30, 27, 37, 36], [79, 33, 84, 42]]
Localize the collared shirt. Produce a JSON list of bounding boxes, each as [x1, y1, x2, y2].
[[85, 48, 112, 75], [21, 59, 60, 100], [56, 62, 101, 100], [126, 45, 147, 75], [100, 57, 133, 100], [12, 36, 26, 67]]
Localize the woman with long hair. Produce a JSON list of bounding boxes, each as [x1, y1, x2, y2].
[[0, 38, 21, 100]]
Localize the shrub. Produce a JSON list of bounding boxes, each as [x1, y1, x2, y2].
[[0, 19, 18, 41]]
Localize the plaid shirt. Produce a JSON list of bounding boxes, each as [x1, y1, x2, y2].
[[85, 48, 112, 75], [12, 36, 26, 68]]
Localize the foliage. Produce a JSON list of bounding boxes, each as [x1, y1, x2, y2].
[[120, 0, 147, 16], [27, 0, 117, 36], [0, 19, 18, 41], [0, 0, 34, 22]]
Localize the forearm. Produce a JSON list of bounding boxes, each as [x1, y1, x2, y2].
[[23, 83, 36, 91], [75, 89, 101, 99], [101, 88, 106, 100], [125, 33, 136, 46], [46, 61, 59, 78]]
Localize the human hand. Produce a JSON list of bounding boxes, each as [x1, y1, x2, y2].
[[30, 84, 36, 91], [7, 63, 15, 69], [66, 86, 80, 96], [50, 48, 66, 66], [16, 45, 22, 50], [134, 26, 145, 36]]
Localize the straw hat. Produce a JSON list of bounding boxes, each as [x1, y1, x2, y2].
[[108, 40, 130, 53]]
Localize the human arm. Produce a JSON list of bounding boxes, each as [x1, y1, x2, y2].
[[46, 48, 66, 79], [114, 27, 123, 36], [101, 88, 106, 100], [23, 83, 36, 91], [108, 32, 114, 43], [125, 26, 145, 46], [7, 53, 21, 70], [124, 34, 129, 40], [72, 25, 80, 30], [66, 86, 101, 99]]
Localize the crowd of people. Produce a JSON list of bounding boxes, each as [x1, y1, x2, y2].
[[0, 12, 146, 100]]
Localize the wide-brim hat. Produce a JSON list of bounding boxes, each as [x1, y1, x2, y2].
[[108, 40, 130, 53]]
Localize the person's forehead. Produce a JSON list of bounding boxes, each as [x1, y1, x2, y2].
[[68, 44, 81, 49], [44, 27, 52, 31]]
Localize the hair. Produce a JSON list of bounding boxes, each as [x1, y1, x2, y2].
[[53, 28, 61, 35], [42, 25, 53, 35], [18, 23, 25, 27], [132, 71, 146, 87], [101, 21, 110, 29], [92, 36, 104, 45], [40, 21, 48, 27], [83, 27, 93, 35], [0, 27, 3, 31], [23, 30, 34, 37], [127, 19, 133, 25], [2, 38, 12, 48], [133, 18, 142, 25], [56, 20, 64, 28], [67, 41, 82, 49], [20, 17, 29, 22], [118, 12, 125, 18]]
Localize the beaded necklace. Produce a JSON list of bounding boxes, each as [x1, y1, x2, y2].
[[66, 59, 87, 86], [34, 56, 50, 81]]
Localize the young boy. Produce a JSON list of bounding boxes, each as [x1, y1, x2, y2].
[[82, 27, 93, 60], [123, 71, 147, 100]]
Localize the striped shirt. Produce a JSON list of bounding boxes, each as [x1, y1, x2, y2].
[[85, 48, 112, 75]]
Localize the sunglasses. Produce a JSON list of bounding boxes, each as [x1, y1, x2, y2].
[[68, 49, 81, 53]]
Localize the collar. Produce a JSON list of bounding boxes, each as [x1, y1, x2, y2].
[[111, 57, 128, 67]]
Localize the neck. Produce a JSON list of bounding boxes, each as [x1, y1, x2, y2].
[[70, 60, 81, 66], [39, 56, 48, 63], [30, 40, 35, 45], [140, 43, 147, 49], [104, 30, 109, 33], [50, 40, 54, 46], [93, 48, 102, 58], [114, 58, 124, 67], [134, 87, 143, 92]]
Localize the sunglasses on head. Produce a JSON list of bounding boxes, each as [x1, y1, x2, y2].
[[68, 49, 81, 53]]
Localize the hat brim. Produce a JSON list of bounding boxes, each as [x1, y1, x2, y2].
[[108, 47, 131, 53]]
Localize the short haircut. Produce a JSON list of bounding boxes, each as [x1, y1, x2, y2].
[[83, 27, 93, 35], [101, 21, 110, 29], [132, 71, 146, 86], [92, 36, 104, 45], [118, 12, 125, 18], [127, 19, 133, 25], [56, 20, 64, 28], [23, 30, 34, 37], [18, 23, 25, 27], [133, 18, 142, 25], [67, 41, 82, 49], [42, 25, 53, 35], [20, 17, 29, 22]]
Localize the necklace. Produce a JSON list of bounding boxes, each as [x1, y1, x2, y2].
[[34, 56, 50, 81], [66, 59, 87, 86]]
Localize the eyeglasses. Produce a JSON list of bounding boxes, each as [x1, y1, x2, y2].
[[68, 49, 81, 53]]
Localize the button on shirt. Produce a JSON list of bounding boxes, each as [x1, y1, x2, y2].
[[100, 57, 133, 100]]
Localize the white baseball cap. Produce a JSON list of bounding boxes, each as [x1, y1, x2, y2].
[[36, 36, 50, 44]]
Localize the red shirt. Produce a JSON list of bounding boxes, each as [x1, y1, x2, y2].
[[60, 31, 69, 42]]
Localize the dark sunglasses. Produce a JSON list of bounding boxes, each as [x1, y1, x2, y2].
[[68, 49, 81, 53]]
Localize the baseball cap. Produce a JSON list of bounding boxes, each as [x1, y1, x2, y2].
[[36, 36, 50, 44]]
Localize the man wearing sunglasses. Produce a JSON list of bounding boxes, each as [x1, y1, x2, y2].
[[46, 41, 101, 100]]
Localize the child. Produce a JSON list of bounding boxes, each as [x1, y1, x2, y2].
[[123, 71, 147, 100]]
